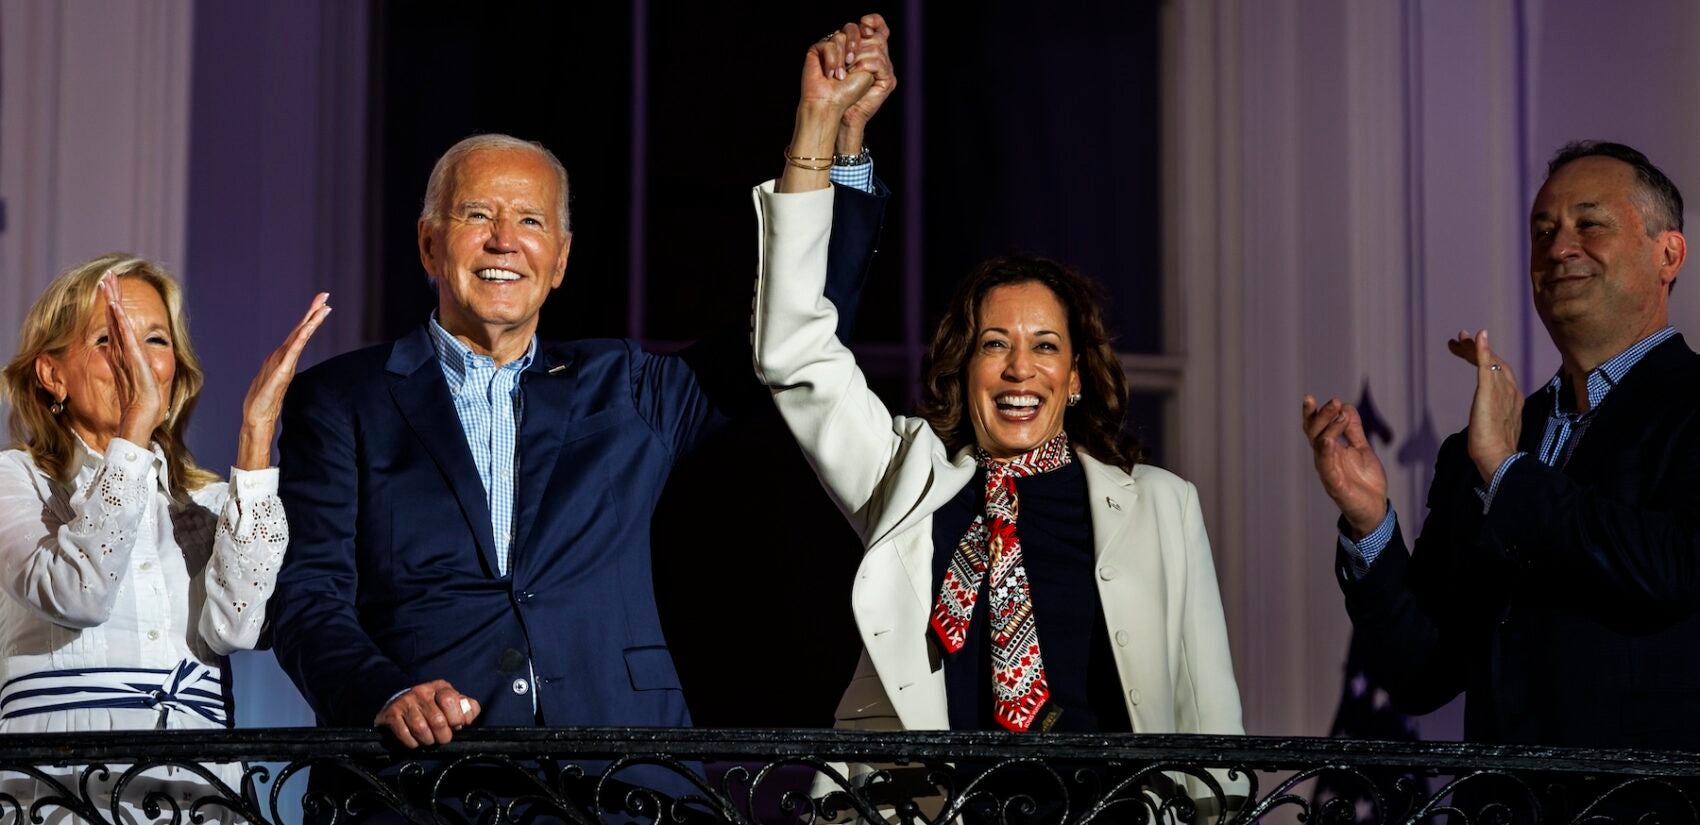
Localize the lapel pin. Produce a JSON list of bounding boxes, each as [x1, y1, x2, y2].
[[1106, 497, 1121, 511], [548, 364, 567, 374]]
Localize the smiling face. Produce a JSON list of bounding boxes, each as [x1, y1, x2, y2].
[[418, 147, 572, 359], [964, 281, 1081, 461], [35, 277, 176, 451], [1529, 155, 1683, 354]]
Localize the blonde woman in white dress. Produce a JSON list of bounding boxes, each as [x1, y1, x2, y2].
[[0, 253, 329, 823]]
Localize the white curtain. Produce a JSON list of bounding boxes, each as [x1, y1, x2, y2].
[[0, 0, 192, 375]]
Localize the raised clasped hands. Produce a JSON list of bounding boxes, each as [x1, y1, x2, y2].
[[1446, 328, 1522, 485], [826, 14, 897, 150], [782, 13, 896, 193], [800, 14, 894, 125], [1301, 394, 1390, 540], [235, 292, 333, 471]]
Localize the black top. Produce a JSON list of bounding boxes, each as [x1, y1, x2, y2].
[[931, 458, 1131, 733]]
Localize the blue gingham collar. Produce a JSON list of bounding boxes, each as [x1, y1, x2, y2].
[[1543, 325, 1676, 414], [426, 313, 536, 390]]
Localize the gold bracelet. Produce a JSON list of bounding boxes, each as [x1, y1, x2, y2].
[[784, 147, 833, 171]]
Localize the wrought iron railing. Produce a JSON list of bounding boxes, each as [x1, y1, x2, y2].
[[0, 728, 1695, 824]]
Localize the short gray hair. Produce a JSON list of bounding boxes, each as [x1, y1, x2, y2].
[[419, 134, 572, 233]]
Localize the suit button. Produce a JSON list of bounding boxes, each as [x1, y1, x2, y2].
[[1127, 688, 1141, 705], [1098, 566, 1117, 581], [515, 591, 534, 603], [511, 678, 529, 696], [1114, 631, 1130, 646]]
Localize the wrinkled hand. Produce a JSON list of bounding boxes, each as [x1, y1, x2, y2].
[[100, 272, 167, 445], [831, 14, 897, 148], [1301, 395, 1390, 538], [799, 25, 881, 119], [1446, 328, 1522, 484], [236, 293, 331, 470], [376, 679, 482, 748]]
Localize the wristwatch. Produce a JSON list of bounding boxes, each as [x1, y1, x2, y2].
[[833, 147, 872, 167]]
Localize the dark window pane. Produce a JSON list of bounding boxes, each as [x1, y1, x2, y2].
[[921, 2, 1162, 354], [1127, 389, 1167, 469]]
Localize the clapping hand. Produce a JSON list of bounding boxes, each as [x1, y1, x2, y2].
[[1446, 328, 1522, 484], [1301, 394, 1390, 539], [236, 293, 332, 471], [99, 271, 169, 446]]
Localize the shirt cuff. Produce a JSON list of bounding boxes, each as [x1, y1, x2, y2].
[[227, 466, 280, 499], [828, 158, 875, 193], [104, 437, 151, 465], [1339, 506, 1397, 578], [375, 688, 411, 725], [1474, 452, 1526, 514]]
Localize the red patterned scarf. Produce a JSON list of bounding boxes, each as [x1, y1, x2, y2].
[[929, 431, 1071, 731]]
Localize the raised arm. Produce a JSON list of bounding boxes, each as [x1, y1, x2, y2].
[[753, 30, 923, 535], [197, 293, 331, 654]]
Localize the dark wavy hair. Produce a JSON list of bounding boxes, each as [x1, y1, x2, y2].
[[917, 255, 1140, 471]]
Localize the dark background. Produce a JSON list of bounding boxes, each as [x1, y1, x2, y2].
[[370, 0, 1162, 726]]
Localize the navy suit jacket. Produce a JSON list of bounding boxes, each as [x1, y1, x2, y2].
[[271, 182, 886, 728], [1339, 334, 1700, 747]]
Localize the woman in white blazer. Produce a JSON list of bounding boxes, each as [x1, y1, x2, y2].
[[752, 29, 1246, 814]]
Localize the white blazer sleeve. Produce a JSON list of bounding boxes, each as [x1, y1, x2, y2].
[[750, 181, 920, 540]]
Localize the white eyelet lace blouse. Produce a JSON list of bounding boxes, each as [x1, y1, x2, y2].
[[0, 436, 287, 818]]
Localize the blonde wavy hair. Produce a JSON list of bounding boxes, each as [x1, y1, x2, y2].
[[2, 253, 217, 495]]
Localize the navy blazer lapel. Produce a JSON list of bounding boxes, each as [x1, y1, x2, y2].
[[386, 327, 502, 577], [1545, 334, 1693, 477], [509, 344, 576, 574]]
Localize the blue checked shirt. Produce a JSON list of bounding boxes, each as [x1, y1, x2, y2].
[[1342, 325, 1678, 574], [427, 317, 534, 575], [424, 164, 875, 576]]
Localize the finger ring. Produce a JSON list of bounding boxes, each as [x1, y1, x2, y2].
[[1489, 364, 1501, 372], [820, 34, 836, 42]]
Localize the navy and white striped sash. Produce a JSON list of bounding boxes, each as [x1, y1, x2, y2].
[[0, 660, 226, 726]]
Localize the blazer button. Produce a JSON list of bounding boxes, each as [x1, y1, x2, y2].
[[511, 677, 530, 696], [1098, 565, 1117, 581], [1127, 688, 1141, 705], [515, 590, 534, 603], [1114, 630, 1130, 646]]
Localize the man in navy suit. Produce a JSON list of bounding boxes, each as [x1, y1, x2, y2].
[[270, 16, 897, 750], [1302, 141, 1700, 747]]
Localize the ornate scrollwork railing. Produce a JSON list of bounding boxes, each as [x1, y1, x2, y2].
[[0, 728, 1696, 825]]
